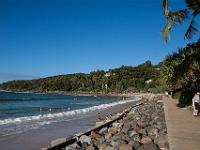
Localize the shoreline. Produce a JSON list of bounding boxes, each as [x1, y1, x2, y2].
[[0, 91, 164, 150], [0, 89, 155, 98], [0, 96, 140, 150], [42, 93, 168, 150]]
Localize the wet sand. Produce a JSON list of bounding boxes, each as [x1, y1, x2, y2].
[[0, 100, 138, 150]]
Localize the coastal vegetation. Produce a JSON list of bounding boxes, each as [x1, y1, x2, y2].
[[0, 61, 163, 94], [162, 0, 200, 106], [161, 40, 200, 106]]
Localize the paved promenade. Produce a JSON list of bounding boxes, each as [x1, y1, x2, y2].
[[163, 96, 200, 150]]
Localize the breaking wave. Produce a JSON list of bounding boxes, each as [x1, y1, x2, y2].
[[0, 97, 139, 126]]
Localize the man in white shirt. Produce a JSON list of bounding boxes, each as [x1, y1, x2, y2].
[[192, 92, 200, 116]]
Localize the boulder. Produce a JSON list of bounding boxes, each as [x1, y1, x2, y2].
[[140, 136, 152, 144], [112, 122, 123, 129], [108, 127, 118, 135], [132, 121, 140, 131], [122, 134, 131, 142], [111, 133, 122, 141], [99, 127, 108, 134], [86, 144, 95, 150], [138, 128, 147, 135], [105, 145, 118, 150], [128, 140, 141, 149], [91, 131, 102, 140], [128, 130, 137, 137], [93, 136, 105, 147], [79, 135, 91, 145], [128, 130, 141, 142], [105, 133, 112, 141], [156, 121, 165, 130], [147, 128, 159, 137], [118, 143, 132, 150], [98, 144, 106, 150], [154, 134, 169, 149], [138, 141, 158, 150], [137, 120, 147, 128], [110, 141, 119, 147]]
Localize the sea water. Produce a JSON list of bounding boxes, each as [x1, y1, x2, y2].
[[0, 91, 138, 136]]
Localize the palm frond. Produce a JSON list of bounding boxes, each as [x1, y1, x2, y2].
[[185, 0, 200, 12], [162, 21, 172, 42], [184, 14, 198, 40], [168, 9, 189, 24], [162, 9, 189, 42]]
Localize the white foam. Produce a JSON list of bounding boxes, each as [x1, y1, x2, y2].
[[0, 97, 140, 126]]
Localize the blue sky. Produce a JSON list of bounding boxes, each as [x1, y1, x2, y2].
[[0, 0, 199, 83]]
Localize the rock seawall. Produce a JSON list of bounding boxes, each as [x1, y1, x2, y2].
[[64, 95, 169, 150]]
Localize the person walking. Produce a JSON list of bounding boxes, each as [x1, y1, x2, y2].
[[192, 92, 200, 116]]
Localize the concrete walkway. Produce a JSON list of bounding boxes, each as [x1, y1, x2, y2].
[[163, 96, 200, 150]]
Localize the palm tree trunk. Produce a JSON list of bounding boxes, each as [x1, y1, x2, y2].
[[163, 0, 169, 17]]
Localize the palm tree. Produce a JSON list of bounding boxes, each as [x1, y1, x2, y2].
[[162, 0, 200, 41]]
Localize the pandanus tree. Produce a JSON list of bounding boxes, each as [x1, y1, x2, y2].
[[161, 40, 200, 91], [161, 40, 200, 106], [162, 0, 200, 41]]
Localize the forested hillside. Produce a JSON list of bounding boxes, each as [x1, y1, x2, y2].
[[0, 61, 163, 93]]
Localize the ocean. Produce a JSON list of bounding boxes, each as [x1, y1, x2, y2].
[[0, 91, 138, 137]]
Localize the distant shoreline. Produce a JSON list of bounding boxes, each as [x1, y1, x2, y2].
[[0, 89, 154, 98]]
